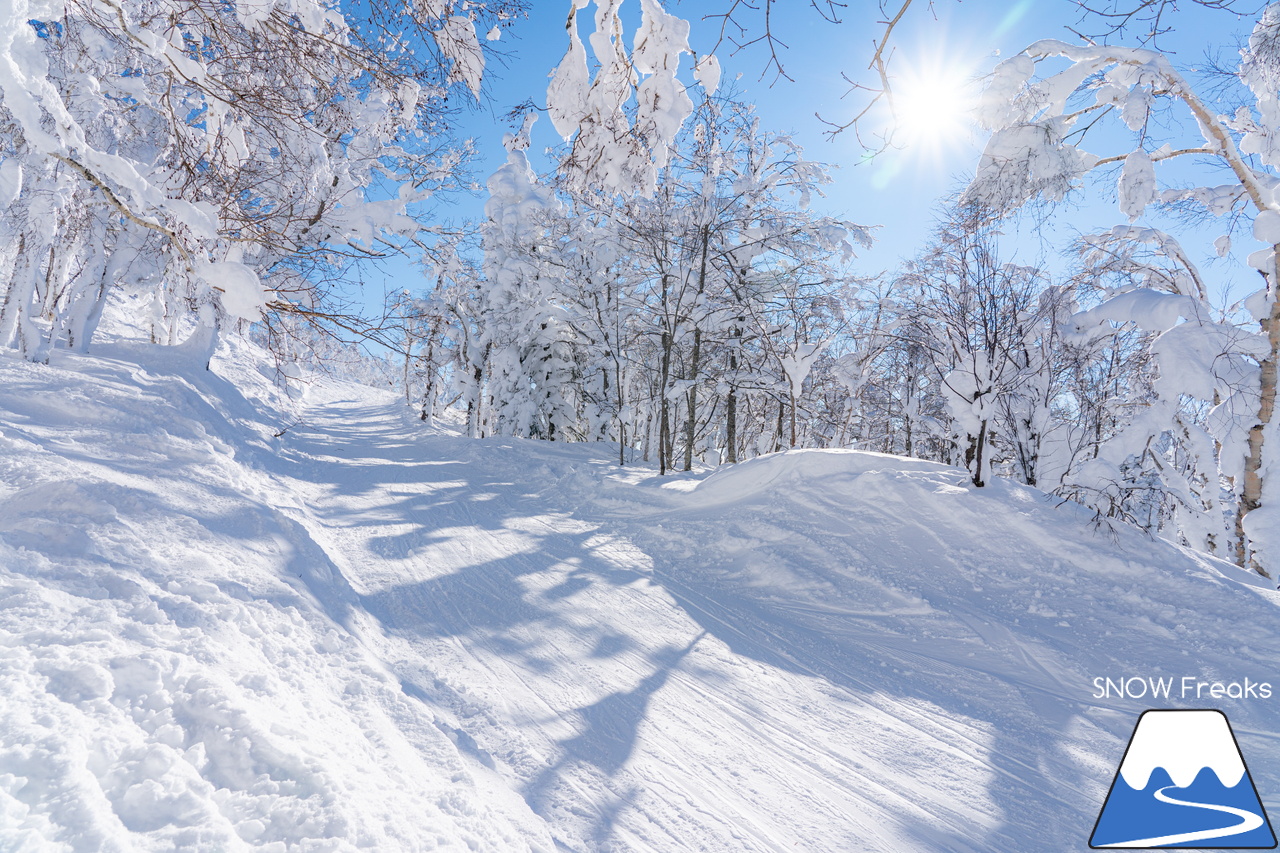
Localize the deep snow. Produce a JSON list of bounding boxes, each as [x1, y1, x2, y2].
[[2, 340, 1279, 852]]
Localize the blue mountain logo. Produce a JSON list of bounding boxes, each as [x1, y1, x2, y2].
[[1091, 709, 1276, 849]]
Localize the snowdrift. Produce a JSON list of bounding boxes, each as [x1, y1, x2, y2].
[[2, 342, 1278, 852]]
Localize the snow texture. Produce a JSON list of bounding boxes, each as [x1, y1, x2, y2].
[[546, 7, 592, 141], [0, 158, 20, 209], [779, 342, 823, 399], [1075, 288, 1196, 333], [437, 15, 485, 99], [3, 339, 1280, 851]]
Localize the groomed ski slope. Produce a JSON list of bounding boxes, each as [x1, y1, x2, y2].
[[2, 341, 1279, 852]]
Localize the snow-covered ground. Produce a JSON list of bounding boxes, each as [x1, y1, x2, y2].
[[3, 340, 1279, 852]]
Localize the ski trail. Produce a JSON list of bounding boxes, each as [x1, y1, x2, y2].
[[1105, 785, 1264, 848], [277, 393, 989, 850], [258, 382, 1280, 852]]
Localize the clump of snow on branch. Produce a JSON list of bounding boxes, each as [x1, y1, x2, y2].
[[1119, 150, 1158, 220], [694, 54, 721, 97], [547, 0, 712, 196]]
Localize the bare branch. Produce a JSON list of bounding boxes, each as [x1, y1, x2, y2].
[[1071, 0, 1260, 47]]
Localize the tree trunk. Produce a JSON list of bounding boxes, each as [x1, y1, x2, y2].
[[615, 360, 626, 467], [424, 325, 440, 417], [468, 342, 490, 439], [904, 414, 913, 458], [684, 325, 701, 471], [403, 330, 414, 408], [775, 399, 785, 453], [789, 390, 797, 448], [659, 329, 671, 476], [1241, 254, 1280, 577], [684, 225, 710, 472], [642, 399, 653, 463], [726, 324, 741, 464], [971, 420, 989, 488], [726, 387, 738, 464]]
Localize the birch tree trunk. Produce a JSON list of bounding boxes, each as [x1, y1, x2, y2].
[[1241, 247, 1280, 577]]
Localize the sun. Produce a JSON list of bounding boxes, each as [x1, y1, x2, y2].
[[891, 62, 975, 153]]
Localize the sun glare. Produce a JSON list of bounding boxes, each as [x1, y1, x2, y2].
[[892, 63, 975, 154]]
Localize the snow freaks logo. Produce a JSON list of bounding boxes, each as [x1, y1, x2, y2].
[[1093, 676, 1273, 701], [1089, 710, 1276, 849]]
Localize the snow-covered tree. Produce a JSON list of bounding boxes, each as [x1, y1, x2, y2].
[[1051, 227, 1258, 554], [0, 0, 523, 361], [386, 231, 482, 424], [585, 97, 870, 471], [962, 13, 1280, 575], [477, 123, 577, 440], [894, 216, 1065, 488], [465, 93, 871, 470]]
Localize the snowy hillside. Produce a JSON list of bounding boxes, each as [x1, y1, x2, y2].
[[3, 341, 1280, 852]]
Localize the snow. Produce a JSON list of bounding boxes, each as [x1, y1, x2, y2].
[[1118, 149, 1157, 220], [693, 54, 720, 96], [201, 262, 266, 322], [778, 342, 823, 399], [1257, 208, 1280, 244], [437, 16, 484, 100], [544, 0, 704, 196], [1249, 245, 1277, 275], [975, 54, 1034, 129], [0, 158, 20, 208], [1246, 285, 1274, 321], [546, 8, 591, 141], [1075, 288, 1196, 333], [965, 117, 1101, 210], [3, 339, 1280, 851]]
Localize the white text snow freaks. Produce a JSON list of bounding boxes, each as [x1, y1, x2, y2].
[[1092, 676, 1272, 700]]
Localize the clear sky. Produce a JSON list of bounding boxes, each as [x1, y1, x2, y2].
[[376, 1, 1268, 311]]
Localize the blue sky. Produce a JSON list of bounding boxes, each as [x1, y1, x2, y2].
[[375, 1, 1268, 311]]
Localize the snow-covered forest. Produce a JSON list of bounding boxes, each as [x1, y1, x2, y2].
[[4, 1, 1280, 850]]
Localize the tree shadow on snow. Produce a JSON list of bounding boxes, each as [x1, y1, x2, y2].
[[523, 633, 705, 850], [606, 487, 1139, 853]]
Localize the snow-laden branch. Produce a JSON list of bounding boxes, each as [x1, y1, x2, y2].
[[547, 0, 718, 196]]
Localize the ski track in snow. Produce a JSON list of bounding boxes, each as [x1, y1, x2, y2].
[[3, 344, 1280, 851]]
